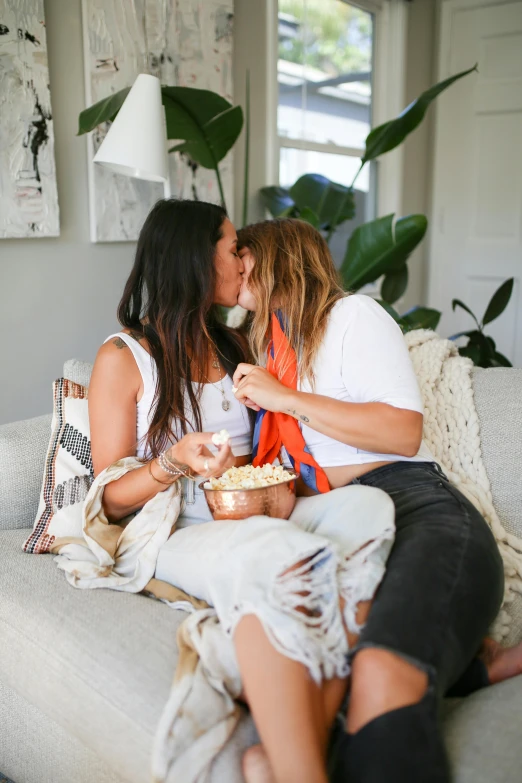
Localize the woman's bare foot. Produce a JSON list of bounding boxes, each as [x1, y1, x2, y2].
[[242, 745, 276, 783], [480, 637, 522, 685]]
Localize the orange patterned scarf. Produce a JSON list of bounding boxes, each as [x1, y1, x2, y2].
[[252, 312, 330, 494]]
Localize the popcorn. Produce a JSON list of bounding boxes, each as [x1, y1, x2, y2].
[[204, 463, 294, 491], [231, 385, 238, 395], [211, 429, 230, 447]]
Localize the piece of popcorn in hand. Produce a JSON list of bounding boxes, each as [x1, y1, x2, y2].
[[212, 429, 230, 447], [231, 385, 238, 395]]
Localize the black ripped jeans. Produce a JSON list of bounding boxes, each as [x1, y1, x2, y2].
[[329, 461, 504, 783]]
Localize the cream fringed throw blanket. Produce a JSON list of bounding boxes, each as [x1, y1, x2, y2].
[[52, 330, 522, 782], [405, 329, 522, 638]]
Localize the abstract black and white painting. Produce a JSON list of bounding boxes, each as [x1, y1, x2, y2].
[[82, 0, 234, 243], [0, 0, 60, 238]]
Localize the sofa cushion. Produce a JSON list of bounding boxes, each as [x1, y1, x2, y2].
[[0, 359, 92, 534], [0, 528, 185, 782], [0, 677, 129, 783], [473, 368, 522, 646], [443, 675, 522, 783], [0, 414, 52, 531], [473, 368, 522, 540], [63, 358, 93, 388], [23, 379, 93, 554]]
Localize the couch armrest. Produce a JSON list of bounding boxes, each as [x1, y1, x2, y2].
[[0, 414, 52, 530]]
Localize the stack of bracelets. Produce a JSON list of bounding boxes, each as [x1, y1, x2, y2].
[[148, 449, 195, 486]]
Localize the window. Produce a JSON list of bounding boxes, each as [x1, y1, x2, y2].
[[277, 0, 377, 257]]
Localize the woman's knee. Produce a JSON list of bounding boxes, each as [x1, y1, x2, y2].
[[347, 647, 430, 733], [351, 647, 429, 705]]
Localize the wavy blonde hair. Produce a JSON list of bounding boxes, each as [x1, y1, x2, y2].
[[237, 218, 346, 388]]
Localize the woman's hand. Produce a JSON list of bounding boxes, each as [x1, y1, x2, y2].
[[233, 363, 292, 413], [167, 433, 235, 477]]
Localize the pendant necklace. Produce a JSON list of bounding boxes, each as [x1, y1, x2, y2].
[[207, 344, 231, 412]]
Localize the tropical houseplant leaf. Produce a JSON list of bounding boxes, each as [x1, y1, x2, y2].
[[452, 298, 481, 328], [340, 213, 428, 291], [482, 277, 514, 325], [168, 103, 243, 167], [375, 300, 441, 333], [77, 87, 131, 135], [361, 65, 477, 164], [381, 265, 409, 304], [399, 306, 441, 332], [298, 207, 321, 228], [259, 186, 296, 217], [289, 174, 355, 229]]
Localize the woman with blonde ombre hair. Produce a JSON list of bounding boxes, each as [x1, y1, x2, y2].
[[233, 217, 509, 783]]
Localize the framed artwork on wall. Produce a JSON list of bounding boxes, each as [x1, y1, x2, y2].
[[0, 0, 60, 238], [81, 0, 234, 243]]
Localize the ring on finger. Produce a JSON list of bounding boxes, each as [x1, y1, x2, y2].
[[204, 459, 210, 475]]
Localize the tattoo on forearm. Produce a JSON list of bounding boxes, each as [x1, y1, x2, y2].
[[287, 408, 310, 423], [112, 337, 128, 349]]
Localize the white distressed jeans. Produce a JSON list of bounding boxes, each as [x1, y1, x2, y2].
[[155, 484, 395, 683]]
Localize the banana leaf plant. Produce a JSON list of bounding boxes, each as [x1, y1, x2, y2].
[[260, 64, 478, 334], [78, 85, 243, 212], [449, 278, 514, 367]]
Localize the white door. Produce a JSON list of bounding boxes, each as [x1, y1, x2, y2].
[[428, 0, 522, 367]]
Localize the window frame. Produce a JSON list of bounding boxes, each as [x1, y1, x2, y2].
[[272, 0, 408, 218]]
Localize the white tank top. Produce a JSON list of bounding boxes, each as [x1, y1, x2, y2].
[[103, 333, 252, 460]]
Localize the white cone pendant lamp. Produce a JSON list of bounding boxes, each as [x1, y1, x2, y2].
[[93, 73, 171, 196]]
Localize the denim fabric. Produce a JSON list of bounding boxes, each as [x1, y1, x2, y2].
[[351, 461, 504, 693], [338, 461, 505, 783]]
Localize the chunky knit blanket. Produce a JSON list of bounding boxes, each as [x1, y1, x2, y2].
[[405, 329, 522, 639]]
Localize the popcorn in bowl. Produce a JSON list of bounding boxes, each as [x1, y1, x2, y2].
[[204, 463, 294, 491]]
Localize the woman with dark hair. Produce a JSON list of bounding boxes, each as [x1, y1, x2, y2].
[[231, 217, 521, 783], [88, 199, 397, 783]]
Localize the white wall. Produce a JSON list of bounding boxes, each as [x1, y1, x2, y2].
[[0, 0, 134, 425], [0, 0, 437, 425]]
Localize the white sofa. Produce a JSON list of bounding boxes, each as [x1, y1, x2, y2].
[[1, 360, 522, 783]]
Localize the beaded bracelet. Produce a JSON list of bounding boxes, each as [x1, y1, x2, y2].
[[148, 459, 176, 486], [158, 451, 184, 477], [161, 450, 196, 480]]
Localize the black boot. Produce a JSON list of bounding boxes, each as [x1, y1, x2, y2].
[[327, 689, 451, 783]]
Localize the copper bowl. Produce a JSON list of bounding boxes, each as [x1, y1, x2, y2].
[[199, 472, 299, 521]]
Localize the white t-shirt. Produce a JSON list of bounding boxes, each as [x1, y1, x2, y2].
[[292, 294, 434, 467]]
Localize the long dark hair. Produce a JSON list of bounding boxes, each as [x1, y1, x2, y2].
[[118, 198, 248, 458]]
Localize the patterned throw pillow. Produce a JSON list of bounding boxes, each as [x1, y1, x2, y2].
[[23, 378, 94, 554]]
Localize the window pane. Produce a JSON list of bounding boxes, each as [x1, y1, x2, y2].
[[280, 148, 370, 191], [278, 0, 373, 149]]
